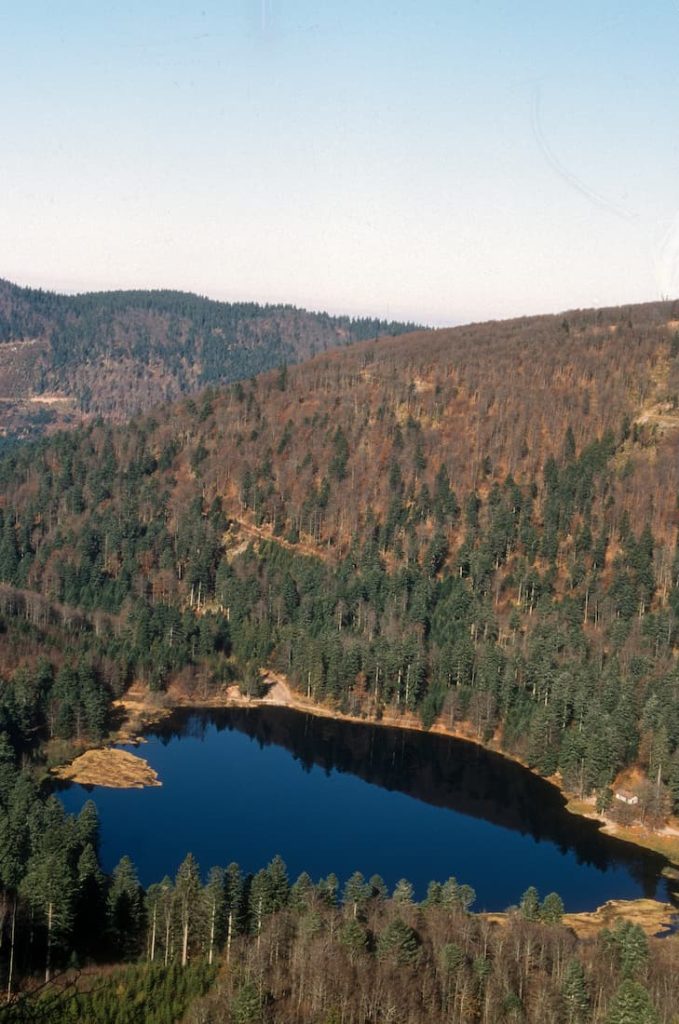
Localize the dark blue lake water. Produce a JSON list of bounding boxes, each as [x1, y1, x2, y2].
[[58, 707, 674, 912]]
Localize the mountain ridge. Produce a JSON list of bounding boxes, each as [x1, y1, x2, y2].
[[0, 277, 420, 440]]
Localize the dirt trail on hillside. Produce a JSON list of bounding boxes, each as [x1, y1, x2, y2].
[[634, 344, 679, 435], [226, 519, 335, 563]]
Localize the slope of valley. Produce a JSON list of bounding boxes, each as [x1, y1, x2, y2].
[[2, 297, 679, 1018], [0, 278, 418, 440], [0, 297, 678, 799]]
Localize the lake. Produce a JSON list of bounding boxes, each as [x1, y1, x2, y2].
[[58, 706, 675, 912]]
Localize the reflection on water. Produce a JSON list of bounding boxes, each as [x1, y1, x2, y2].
[[59, 706, 675, 911]]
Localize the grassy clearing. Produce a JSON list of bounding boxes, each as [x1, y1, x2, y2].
[[51, 747, 161, 788]]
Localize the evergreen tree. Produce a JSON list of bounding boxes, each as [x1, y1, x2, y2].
[[392, 878, 414, 904], [519, 885, 540, 921], [377, 917, 421, 965], [21, 845, 75, 982], [605, 979, 659, 1024], [231, 980, 264, 1024], [74, 842, 106, 956], [316, 873, 339, 907], [339, 917, 369, 963], [290, 871, 314, 912], [266, 853, 289, 911], [107, 855, 143, 960], [343, 870, 370, 918], [368, 874, 388, 902], [562, 959, 589, 1024], [203, 866, 225, 966], [224, 862, 244, 964], [75, 799, 100, 852], [540, 891, 564, 923], [603, 919, 650, 979], [174, 852, 202, 967]]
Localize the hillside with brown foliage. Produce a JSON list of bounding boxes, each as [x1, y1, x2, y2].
[[1, 296, 679, 831], [0, 278, 418, 441], [160, 298, 679, 552]]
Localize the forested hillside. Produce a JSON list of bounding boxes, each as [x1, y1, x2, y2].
[[0, 299, 679, 802], [0, 279, 417, 439], [1, 296, 679, 790], [1, 296, 679, 1015]]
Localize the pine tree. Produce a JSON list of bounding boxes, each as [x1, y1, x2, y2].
[[540, 891, 564, 923], [424, 880, 443, 906], [231, 980, 264, 1024], [377, 917, 421, 965], [316, 873, 339, 907], [266, 854, 289, 911], [107, 855, 143, 960], [343, 871, 370, 918], [174, 853, 202, 967], [339, 918, 369, 963], [224, 862, 244, 964], [156, 876, 175, 966], [74, 843, 106, 956], [203, 866, 225, 965], [75, 799, 100, 852], [519, 886, 540, 921], [441, 876, 460, 907], [21, 847, 75, 982], [605, 979, 659, 1024], [392, 878, 414, 904], [604, 919, 650, 978], [562, 959, 589, 1023], [0, 813, 23, 1001], [368, 874, 388, 902], [145, 882, 163, 963]]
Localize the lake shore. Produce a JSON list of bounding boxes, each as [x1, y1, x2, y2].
[[483, 898, 677, 940], [53, 673, 679, 936], [56, 670, 679, 872], [114, 672, 679, 870]]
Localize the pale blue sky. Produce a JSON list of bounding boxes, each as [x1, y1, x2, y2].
[[1, 2, 678, 324]]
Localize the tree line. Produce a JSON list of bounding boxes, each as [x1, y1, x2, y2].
[[0, 277, 418, 426], [4, 837, 672, 1023]]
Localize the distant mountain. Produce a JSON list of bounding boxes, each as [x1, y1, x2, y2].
[[0, 278, 420, 440]]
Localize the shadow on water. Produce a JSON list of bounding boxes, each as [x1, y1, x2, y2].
[[654, 914, 679, 938], [147, 706, 671, 902]]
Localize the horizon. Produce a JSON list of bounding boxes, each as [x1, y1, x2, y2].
[[5, 273, 678, 335], [2, 3, 679, 325]]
